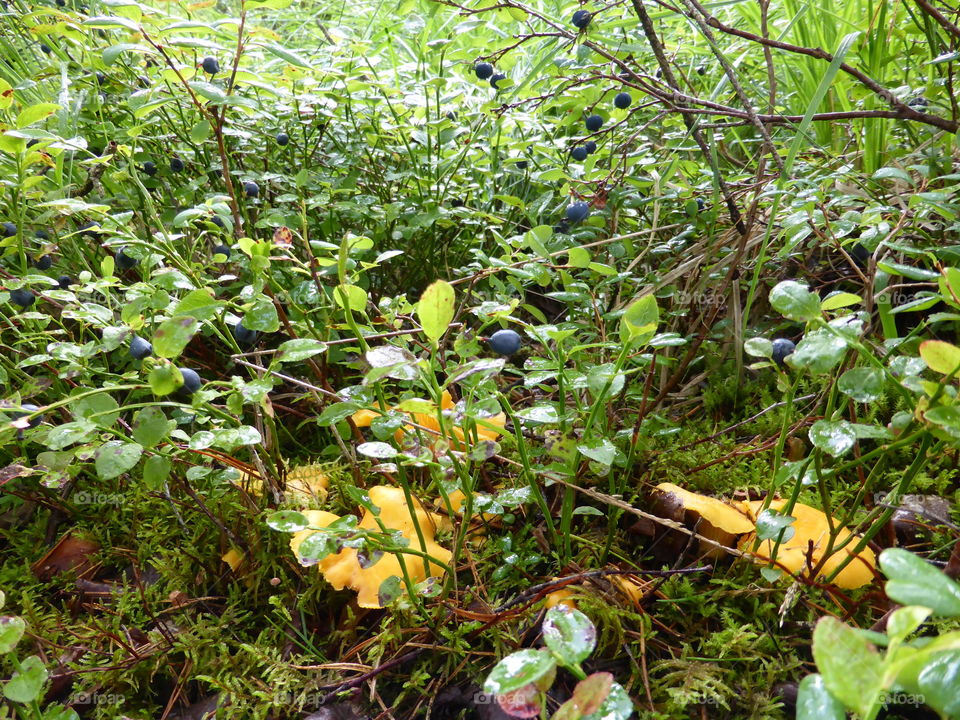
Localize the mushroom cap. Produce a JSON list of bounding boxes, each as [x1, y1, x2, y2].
[[736, 499, 876, 589], [654, 482, 755, 534], [289, 488, 452, 608]]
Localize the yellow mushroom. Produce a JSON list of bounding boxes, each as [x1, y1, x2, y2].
[[653, 482, 754, 558], [351, 391, 506, 448], [289, 487, 452, 609], [735, 500, 876, 589]]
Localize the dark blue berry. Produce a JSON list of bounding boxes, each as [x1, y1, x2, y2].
[[243, 181, 259, 198], [178, 367, 202, 395], [57, 276, 72, 289], [474, 62, 494, 80], [2, 222, 16, 237], [585, 114, 603, 132], [584, 141, 597, 155], [142, 161, 157, 176], [129, 334, 152, 360], [771, 338, 796, 368], [614, 92, 631, 109], [115, 247, 138, 270], [570, 146, 588, 161], [490, 73, 507, 89], [79, 220, 99, 238], [9, 288, 35, 308], [572, 9, 592, 28], [232, 322, 259, 347], [565, 201, 590, 223], [276, 132, 289, 146], [170, 157, 184, 172], [488, 329, 522, 356], [201, 57, 220, 74], [212, 244, 231, 260], [35, 229, 50, 240], [35, 255, 53, 270]]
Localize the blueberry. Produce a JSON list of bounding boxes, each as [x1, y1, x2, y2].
[[243, 181, 259, 198], [655, 68, 663, 79], [79, 220, 100, 238], [553, 220, 570, 234], [771, 338, 796, 368], [26, 139, 38, 148], [696, 197, 705, 211], [489, 73, 507, 89], [614, 92, 631, 109], [445, 111, 456, 121], [9, 288, 35, 308], [40, 43, 52, 54], [572, 9, 592, 28], [276, 132, 289, 146], [10, 403, 43, 428], [908, 96, 929, 108], [565, 201, 590, 223], [585, 114, 603, 132], [129, 334, 152, 359], [178, 367, 202, 395], [211, 216, 226, 229], [35, 229, 50, 240], [2, 222, 16, 237], [696, 65, 706, 75], [584, 140, 597, 155], [95, 72, 106, 85], [142, 161, 157, 176], [474, 62, 494, 80], [57, 275, 73, 289], [570, 146, 588, 161], [516, 160, 528, 170], [212, 244, 231, 260], [201, 57, 220, 74], [488, 329, 522, 356], [35, 255, 53, 270], [115, 247, 138, 270], [231, 322, 259, 346], [450, 198, 465, 208], [170, 157, 184, 172]]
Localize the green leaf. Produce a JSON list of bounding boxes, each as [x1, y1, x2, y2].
[[542, 605, 597, 664], [148, 363, 182, 396], [276, 338, 327, 363], [189, 120, 211, 143], [795, 674, 845, 720], [95, 441, 143, 480], [812, 616, 884, 719], [242, 297, 280, 332], [880, 548, 960, 616], [821, 292, 861, 311], [132, 406, 168, 448], [189, 81, 228, 104], [770, 280, 821, 322], [17, 103, 60, 129], [417, 280, 456, 343], [261, 42, 312, 68], [483, 648, 557, 695], [333, 284, 367, 312], [70, 392, 119, 428], [3, 655, 48, 703], [267, 510, 310, 532], [744, 337, 772, 358], [581, 681, 632, 720], [173, 288, 222, 321], [789, 330, 848, 374], [152, 316, 199, 359], [620, 294, 659, 343], [143, 455, 171, 490], [838, 367, 885, 403], [0, 616, 26, 653], [920, 340, 960, 375], [808, 419, 857, 457], [577, 438, 616, 466]]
